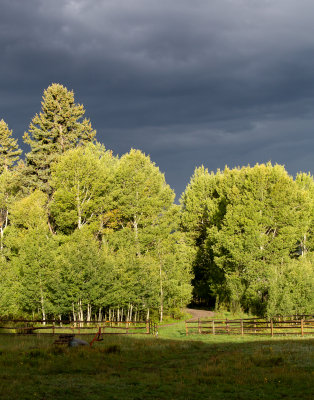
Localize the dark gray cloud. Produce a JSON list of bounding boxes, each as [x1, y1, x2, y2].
[[1, 0, 314, 198]]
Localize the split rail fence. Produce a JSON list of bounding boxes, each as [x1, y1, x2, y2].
[[0, 319, 158, 337], [185, 315, 314, 337]]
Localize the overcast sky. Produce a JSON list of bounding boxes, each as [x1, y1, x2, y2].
[[1, 0, 314, 198]]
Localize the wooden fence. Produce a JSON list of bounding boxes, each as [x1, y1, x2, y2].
[[0, 319, 158, 337], [185, 315, 314, 337]]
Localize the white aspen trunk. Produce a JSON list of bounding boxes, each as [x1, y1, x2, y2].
[[76, 182, 82, 229], [98, 307, 102, 322], [129, 304, 133, 322], [0, 227, 3, 253], [159, 262, 163, 323], [133, 216, 140, 256], [87, 303, 91, 322], [117, 307, 120, 323], [39, 274, 46, 325], [72, 303, 76, 325], [0, 209, 8, 252], [40, 293, 46, 325], [81, 301, 84, 323], [47, 215, 55, 235], [146, 308, 150, 321], [78, 299, 84, 325], [134, 308, 137, 322]]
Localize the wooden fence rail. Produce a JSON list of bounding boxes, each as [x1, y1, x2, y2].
[[0, 320, 158, 337], [185, 315, 314, 337]]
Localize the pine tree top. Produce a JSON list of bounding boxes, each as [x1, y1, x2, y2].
[[23, 83, 97, 192], [0, 119, 22, 173]]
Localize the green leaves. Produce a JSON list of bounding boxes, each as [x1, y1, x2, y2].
[[50, 143, 116, 233], [0, 119, 22, 173], [182, 162, 314, 316], [0, 85, 194, 321], [112, 149, 174, 227]]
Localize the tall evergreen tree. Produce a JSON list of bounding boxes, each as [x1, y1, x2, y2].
[[23, 83, 96, 192], [0, 119, 22, 173]]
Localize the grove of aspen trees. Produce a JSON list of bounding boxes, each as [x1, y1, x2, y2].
[[0, 84, 313, 322]]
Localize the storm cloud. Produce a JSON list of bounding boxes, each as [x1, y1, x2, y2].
[[1, 0, 314, 197]]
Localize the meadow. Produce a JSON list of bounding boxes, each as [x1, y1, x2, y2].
[[0, 320, 313, 400]]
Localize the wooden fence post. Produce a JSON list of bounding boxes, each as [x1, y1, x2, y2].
[[301, 319, 304, 337], [146, 320, 149, 334], [240, 319, 244, 336], [185, 321, 188, 336], [226, 319, 229, 334], [270, 319, 274, 337], [254, 319, 256, 334], [212, 320, 215, 335], [198, 318, 201, 334]]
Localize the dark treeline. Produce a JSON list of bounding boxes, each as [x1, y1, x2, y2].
[[0, 84, 313, 321]]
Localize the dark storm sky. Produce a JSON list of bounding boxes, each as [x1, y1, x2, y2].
[[1, 0, 314, 198]]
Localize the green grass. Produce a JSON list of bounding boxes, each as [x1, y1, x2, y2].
[[0, 326, 313, 399]]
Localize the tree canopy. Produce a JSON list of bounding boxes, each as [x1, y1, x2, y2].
[[181, 163, 314, 316], [23, 83, 96, 192], [0, 83, 312, 321]]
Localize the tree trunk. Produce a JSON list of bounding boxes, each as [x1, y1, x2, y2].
[[87, 303, 91, 322], [78, 299, 84, 325], [39, 280, 46, 325], [98, 307, 102, 322], [72, 303, 76, 325], [0, 227, 3, 253], [133, 215, 141, 256], [76, 182, 82, 229], [0, 208, 8, 253], [159, 262, 163, 323]]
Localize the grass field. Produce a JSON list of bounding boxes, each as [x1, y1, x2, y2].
[[0, 321, 313, 400]]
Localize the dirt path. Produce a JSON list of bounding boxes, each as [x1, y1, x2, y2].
[[158, 308, 215, 327], [184, 308, 215, 321]]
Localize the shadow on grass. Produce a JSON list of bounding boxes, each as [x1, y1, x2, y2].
[[0, 333, 313, 400]]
